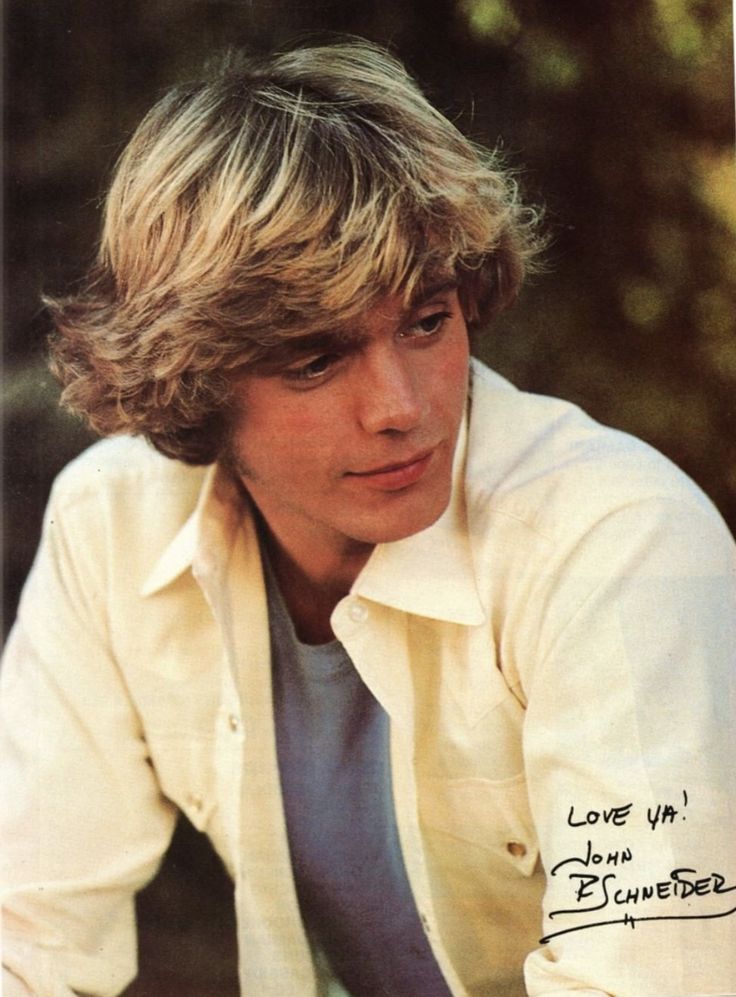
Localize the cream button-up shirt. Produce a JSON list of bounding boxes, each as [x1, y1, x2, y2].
[[2, 361, 735, 996]]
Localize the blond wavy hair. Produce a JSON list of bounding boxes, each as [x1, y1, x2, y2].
[[47, 40, 543, 464]]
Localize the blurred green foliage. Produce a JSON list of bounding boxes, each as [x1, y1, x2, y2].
[[2, 1, 734, 990]]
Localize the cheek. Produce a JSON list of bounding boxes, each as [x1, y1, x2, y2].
[[239, 403, 343, 474], [449, 341, 471, 380], [434, 335, 471, 407]]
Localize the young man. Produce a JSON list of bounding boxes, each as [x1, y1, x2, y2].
[[2, 41, 735, 997]]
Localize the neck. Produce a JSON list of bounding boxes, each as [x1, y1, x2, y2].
[[259, 519, 373, 645]]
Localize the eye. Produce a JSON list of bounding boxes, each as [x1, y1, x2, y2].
[[407, 310, 452, 338], [282, 353, 340, 383]]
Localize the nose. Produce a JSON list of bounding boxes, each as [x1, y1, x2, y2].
[[356, 350, 427, 435]]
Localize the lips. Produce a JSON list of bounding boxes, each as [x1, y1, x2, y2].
[[346, 449, 435, 491]]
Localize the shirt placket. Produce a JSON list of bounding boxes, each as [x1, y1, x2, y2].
[[207, 518, 319, 996], [333, 594, 469, 997]]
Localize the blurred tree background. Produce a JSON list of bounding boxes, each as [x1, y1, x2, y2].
[[3, 0, 734, 993]]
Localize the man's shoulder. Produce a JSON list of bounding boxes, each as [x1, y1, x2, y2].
[[39, 437, 214, 597], [50, 435, 208, 510], [466, 362, 719, 540], [48, 436, 207, 537]]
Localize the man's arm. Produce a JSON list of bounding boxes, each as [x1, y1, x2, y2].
[[1, 483, 178, 996], [521, 495, 736, 995]]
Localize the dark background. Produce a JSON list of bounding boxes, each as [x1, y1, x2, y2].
[[3, 1, 734, 993]]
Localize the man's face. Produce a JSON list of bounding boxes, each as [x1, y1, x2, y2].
[[227, 285, 470, 566]]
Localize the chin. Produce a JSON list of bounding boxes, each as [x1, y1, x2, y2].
[[357, 489, 451, 546]]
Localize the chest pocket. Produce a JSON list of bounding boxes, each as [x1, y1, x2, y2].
[[123, 641, 224, 834], [405, 621, 543, 985], [411, 676, 541, 910], [415, 771, 542, 996], [417, 771, 538, 878]]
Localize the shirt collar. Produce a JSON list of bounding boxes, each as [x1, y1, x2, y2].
[[140, 462, 244, 597], [141, 405, 485, 627]]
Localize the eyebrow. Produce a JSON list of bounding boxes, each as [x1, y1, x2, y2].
[[248, 330, 367, 374], [247, 280, 459, 375]]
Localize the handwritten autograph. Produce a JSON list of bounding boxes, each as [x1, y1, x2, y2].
[[540, 790, 736, 944]]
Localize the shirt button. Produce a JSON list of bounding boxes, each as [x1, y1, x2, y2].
[[420, 913, 431, 934], [507, 841, 527, 858], [187, 793, 204, 813], [348, 600, 368, 623], [228, 713, 241, 732]]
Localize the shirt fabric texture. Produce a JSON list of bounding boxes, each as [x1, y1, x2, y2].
[[2, 359, 735, 996]]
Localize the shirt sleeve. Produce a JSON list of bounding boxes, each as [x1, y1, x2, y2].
[[520, 495, 736, 996], [1, 483, 178, 996]]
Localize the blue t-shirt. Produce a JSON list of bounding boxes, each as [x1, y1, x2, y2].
[[264, 550, 452, 996]]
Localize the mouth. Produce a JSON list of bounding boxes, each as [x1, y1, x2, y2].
[[345, 449, 435, 491]]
